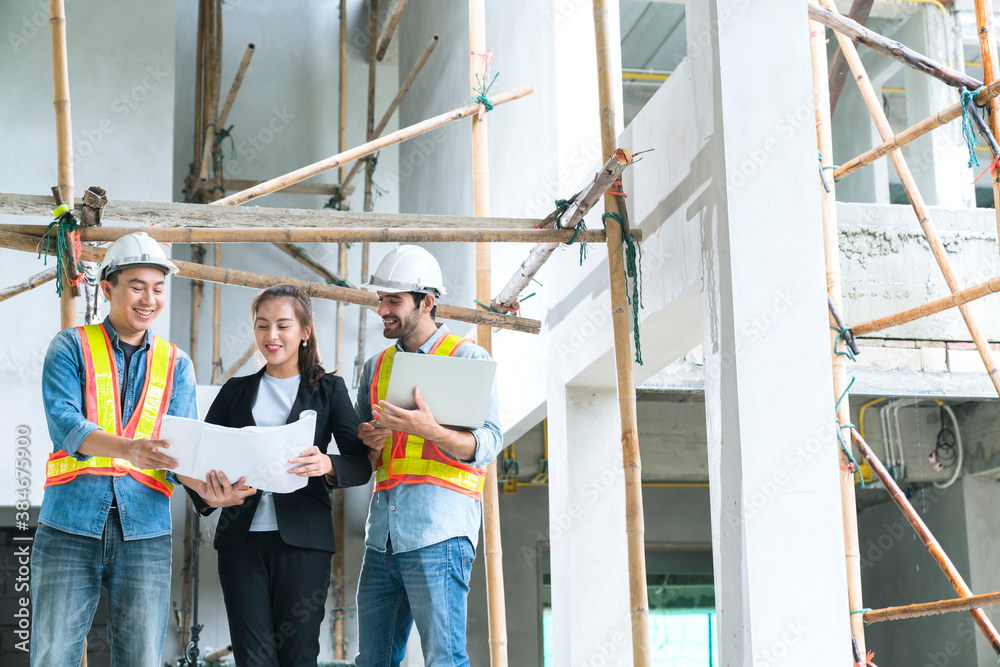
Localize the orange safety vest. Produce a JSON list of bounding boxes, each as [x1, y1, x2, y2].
[[45, 323, 176, 497], [371, 333, 486, 500]]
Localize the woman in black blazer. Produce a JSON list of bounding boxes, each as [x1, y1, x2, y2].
[[184, 284, 371, 667]]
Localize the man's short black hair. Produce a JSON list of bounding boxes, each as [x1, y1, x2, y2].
[[105, 271, 119, 286], [409, 291, 437, 319]]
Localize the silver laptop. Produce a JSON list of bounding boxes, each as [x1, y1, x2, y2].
[[384, 352, 497, 429]]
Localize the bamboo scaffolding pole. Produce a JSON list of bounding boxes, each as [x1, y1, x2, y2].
[[16, 225, 620, 244], [807, 3, 981, 91], [193, 0, 206, 168], [375, 0, 409, 62], [0, 268, 58, 304], [190, 244, 206, 380], [342, 34, 439, 190], [974, 0, 1000, 255], [180, 5, 208, 654], [211, 244, 222, 383], [834, 78, 1000, 181], [354, 243, 369, 387], [850, 428, 1000, 649], [490, 151, 635, 313], [828, 0, 875, 115], [3, 231, 540, 334], [212, 85, 534, 206], [850, 275, 1000, 336], [820, 0, 1000, 402], [49, 0, 76, 327], [199, 43, 255, 181], [469, 4, 508, 665], [864, 590, 1000, 624], [332, 487, 346, 660], [593, 2, 651, 663], [274, 243, 353, 287], [339, 0, 347, 188], [221, 179, 352, 197], [217, 341, 256, 385], [810, 19, 866, 655]]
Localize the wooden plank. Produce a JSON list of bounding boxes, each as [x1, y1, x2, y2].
[[0, 193, 549, 230], [0, 223, 622, 245]]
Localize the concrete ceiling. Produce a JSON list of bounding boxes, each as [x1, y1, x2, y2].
[[620, 1, 686, 73]]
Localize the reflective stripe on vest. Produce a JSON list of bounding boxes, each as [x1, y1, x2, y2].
[[371, 333, 486, 500], [44, 324, 176, 497]]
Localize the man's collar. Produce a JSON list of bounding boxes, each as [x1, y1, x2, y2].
[[102, 316, 152, 349], [395, 322, 450, 354]]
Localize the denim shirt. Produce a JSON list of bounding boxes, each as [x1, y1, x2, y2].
[[356, 323, 503, 554], [39, 317, 198, 540]]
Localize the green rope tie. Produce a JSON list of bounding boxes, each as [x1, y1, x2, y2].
[[835, 376, 864, 487], [849, 608, 871, 615], [213, 126, 236, 160], [831, 325, 856, 361], [471, 71, 499, 112], [38, 209, 81, 297], [554, 199, 588, 265], [961, 87, 985, 169], [602, 212, 643, 365]]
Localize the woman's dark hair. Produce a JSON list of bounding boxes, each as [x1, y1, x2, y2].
[[251, 284, 332, 391]]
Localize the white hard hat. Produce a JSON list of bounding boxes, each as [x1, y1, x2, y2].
[[360, 245, 447, 297], [98, 231, 178, 282]]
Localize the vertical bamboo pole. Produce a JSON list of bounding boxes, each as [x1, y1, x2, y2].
[[592, 2, 650, 663], [974, 0, 1000, 251], [469, 2, 508, 665], [819, 0, 1000, 401], [356, 0, 378, 387], [332, 0, 349, 660], [194, 0, 206, 169], [49, 0, 75, 328], [810, 19, 866, 655], [211, 244, 222, 383]]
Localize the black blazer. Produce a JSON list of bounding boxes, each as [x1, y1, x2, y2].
[[185, 368, 371, 553]]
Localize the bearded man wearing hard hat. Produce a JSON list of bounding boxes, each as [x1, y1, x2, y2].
[[30, 232, 197, 665], [352, 245, 502, 667]]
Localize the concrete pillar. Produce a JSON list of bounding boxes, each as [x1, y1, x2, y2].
[[546, 385, 631, 666], [900, 8, 975, 208], [699, 1, 853, 664]]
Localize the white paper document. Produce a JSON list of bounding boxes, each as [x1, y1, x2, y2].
[[159, 411, 317, 494]]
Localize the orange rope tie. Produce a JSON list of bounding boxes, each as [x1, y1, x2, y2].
[[972, 154, 1000, 184]]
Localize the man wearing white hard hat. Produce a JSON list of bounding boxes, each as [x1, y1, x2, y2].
[[31, 232, 197, 665], [353, 245, 503, 667]]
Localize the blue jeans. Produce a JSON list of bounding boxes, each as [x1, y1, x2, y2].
[[30, 509, 171, 666], [355, 536, 474, 667]]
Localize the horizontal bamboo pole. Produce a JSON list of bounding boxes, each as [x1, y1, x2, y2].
[[220, 179, 353, 197], [808, 3, 981, 91], [0, 267, 58, 303], [14, 225, 621, 245], [342, 34, 439, 189], [865, 590, 1000, 624], [0, 193, 552, 231], [835, 78, 1000, 181], [375, 0, 409, 62], [850, 275, 1000, 336], [0, 231, 541, 334], [214, 84, 534, 206], [851, 428, 1000, 651]]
